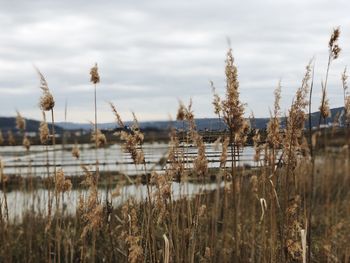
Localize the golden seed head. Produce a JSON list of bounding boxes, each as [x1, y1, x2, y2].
[[267, 81, 282, 149], [342, 67, 348, 94], [345, 96, 350, 122], [211, 81, 222, 116], [55, 169, 72, 193], [91, 129, 107, 148], [40, 91, 55, 111], [72, 144, 80, 159], [39, 113, 50, 144], [35, 67, 55, 111], [329, 27, 340, 49], [23, 135, 30, 151], [319, 86, 331, 119], [110, 102, 124, 127], [113, 111, 146, 165], [90, 63, 100, 84], [16, 111, 26, 131], [176, 101, 186, 121], [329, 27, 341, 60], [7, 130, 15, 146], [219, 137, 230, 168]]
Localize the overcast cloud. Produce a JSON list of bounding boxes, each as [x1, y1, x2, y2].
[[1, 0, 350, 123]]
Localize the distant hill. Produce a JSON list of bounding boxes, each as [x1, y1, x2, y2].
[[56, 106, 346, 131], [0, 107, 344, 134], [0, 117, 64, 134]]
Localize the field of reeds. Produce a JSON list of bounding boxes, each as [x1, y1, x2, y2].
[[0, 28, 350, 263]]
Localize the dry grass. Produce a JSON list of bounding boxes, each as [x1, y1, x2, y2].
[[0, 28, 350, 263]]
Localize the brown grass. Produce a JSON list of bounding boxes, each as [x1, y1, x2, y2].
[[0, 27, 349, 263]]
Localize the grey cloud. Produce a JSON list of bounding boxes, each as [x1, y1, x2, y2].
[[1, 0, 350, 121]]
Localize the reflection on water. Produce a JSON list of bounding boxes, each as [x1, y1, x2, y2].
[[0, 142, 259, 220], [1, 181, 227, 221], [0, 143, 256, 177]]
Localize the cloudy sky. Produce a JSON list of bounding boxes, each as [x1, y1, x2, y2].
[[1, 0, 350, 123]]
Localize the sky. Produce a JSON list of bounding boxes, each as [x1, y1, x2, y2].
[[0, 0, 350, 123]]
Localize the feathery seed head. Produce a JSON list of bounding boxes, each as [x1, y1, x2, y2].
[[110, 102, 125, 127], [16, 111, 26, 131], [35, 68, 55, 111], [319, 84, 331, 120], [7, 131, 15, 146], [40, 92, 55, 111], [90, 63, 100, 84], [39, 112, 50, 144], [55, 169, 72, 193], [329, 27, 341, 60], [211, 81, 222, 116], [23, 135, 30, 151], [91, 129, 107, 148], [342, 67, 348, 91], [176, 101, 186, 121], [72, 144, 80, 159]]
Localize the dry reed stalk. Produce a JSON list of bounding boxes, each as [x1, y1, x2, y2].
[[342, 67, 348, 109], [0, 130, 3, 146], [163, 233, 170, 263], [282, 60, 312, 261], [266, 82, 282, 260], [318, 27, 341, 126], [342, 68, 350, 136], [35, 67, 57, 263], [210, 47, 247, 261], [0, 159, 9, 222], [110, 103, 157, 261], [223, 48, 246, 260], [89, 63, 100, 263], [79, 164, 103, 262]]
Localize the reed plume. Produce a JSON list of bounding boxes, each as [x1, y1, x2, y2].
[[267, 81, 282, 149], [90, 63, 100, 84], [7, 130, 15, 146], [319, 82, 331, 121], [55, 169, 72, 193], [110, 103, 145, 165], [181, 100, 208, 177], [176, 100, 186, 121], [39, 112, 50, 145], [211, 81, 222, 117], [91, 128, 107, 148], [72, 144, 80, 159], [341, 68, 350, 126], [23, 135, 30, 151], [283, 61, 312, 169], [16, 111, 26, 132], [34, 67, 55, 112]]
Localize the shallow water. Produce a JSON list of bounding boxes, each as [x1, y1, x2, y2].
[[0, 181, 227, 221], [0, 142, 258, 220], [0, 143, 257, 177]]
